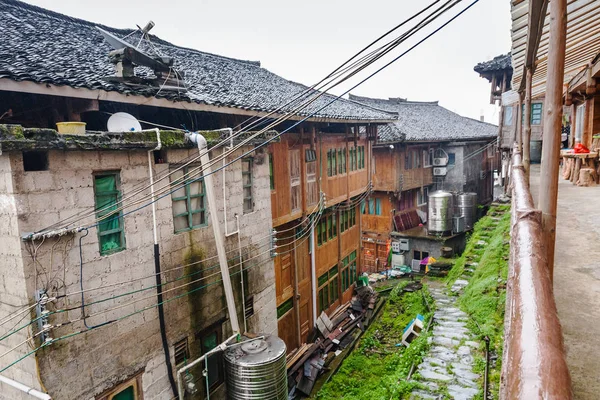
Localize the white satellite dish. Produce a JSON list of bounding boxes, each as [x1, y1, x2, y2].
[[107, 112, 143, 132]]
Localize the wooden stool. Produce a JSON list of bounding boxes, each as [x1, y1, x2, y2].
[[578, 167, 597, 186]]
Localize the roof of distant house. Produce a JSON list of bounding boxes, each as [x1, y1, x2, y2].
[[0, 0, 394, 123], [348, 94, 497, 143], [474, 53, 512, 74]]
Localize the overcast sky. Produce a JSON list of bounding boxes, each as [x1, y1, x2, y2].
[[24, 0, 511, 124]]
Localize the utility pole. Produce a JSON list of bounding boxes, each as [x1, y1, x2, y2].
[[539, 0, 567, 283], [523, 67, 533, 182]]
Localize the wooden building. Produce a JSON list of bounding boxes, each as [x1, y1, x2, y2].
[[349, 95, 497, 271]]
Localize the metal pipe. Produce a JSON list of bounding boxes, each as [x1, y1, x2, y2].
[[176, 333, 238, 400], [236, 214, 247, 334], [220, 128, 239, 238], [147, 130, 178, 397], [189, 133, 240, 335], [0, 374, 52, 400]]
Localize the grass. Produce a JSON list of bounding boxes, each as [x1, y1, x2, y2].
[[315, 282, 434, 400], [444, 204, 511, 399]]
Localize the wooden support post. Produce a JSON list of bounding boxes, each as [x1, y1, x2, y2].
[[517, 95, 523, 151], [539, 0, 567, 283], [523, 67, 533, 182]]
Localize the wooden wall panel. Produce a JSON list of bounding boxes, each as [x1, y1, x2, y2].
[[372, 149, 398, 191]]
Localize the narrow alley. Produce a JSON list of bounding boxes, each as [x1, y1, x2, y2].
[[530, 164, 600, 399]]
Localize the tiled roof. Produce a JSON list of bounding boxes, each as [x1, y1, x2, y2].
[[0, 0, 393, 122], [349, 94, 497, 143], [473, 53, 512, 74]]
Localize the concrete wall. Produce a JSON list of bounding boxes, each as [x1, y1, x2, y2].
[[0, 146, 276, 400], [396, 233, 466, 263]]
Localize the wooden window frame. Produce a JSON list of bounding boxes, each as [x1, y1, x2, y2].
[[317, 265, 339, 313], [96, 373, 144, 400], [531, 103, 543, 125], [277, 297, 294, 319], [171, 165, 207, 233], [94, 171, 126, 256], [242, 157, 254, 214]]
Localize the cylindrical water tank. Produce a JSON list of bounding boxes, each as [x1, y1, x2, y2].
[[455, 192, 478, 229], [224, 335, 287, 400], [428, 191, 454, 235]]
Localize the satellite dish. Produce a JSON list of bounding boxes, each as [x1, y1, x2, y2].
[[107, 112, 142, 132]]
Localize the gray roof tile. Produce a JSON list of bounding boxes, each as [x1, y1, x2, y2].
[[349, 94, 497, 143], [0, 0, 393, 122]]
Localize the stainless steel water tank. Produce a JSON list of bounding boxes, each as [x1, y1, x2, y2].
[[455, 192, 478, 229], [224, 335, 287, 400], [428, 191, 454, 234]]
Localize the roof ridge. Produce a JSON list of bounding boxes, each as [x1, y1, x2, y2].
[[2, 0, 262, 68]]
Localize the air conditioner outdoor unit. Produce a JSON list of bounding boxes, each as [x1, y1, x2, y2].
[[411, 259, 421, 272], [433, 157, 448, 166], [433, 167, 447, 176]]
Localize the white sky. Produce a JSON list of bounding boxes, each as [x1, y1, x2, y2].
[[24, 0, 511, 124]]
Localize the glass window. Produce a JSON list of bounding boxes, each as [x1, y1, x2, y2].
[[94, 172, 125, 255], [201, 327, 224, 390], [242, 158, 253, 213], [375, 198, 382, 215], [369, 198, 375, 214], [531, 103, 543, 125], [448, 153, 456, 166], [504, 105, 513, 125], [170, 166, 206, 232], [327, 150, 332, 177], [576, 103, 586, 142]]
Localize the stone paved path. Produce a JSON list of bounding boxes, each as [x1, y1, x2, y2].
[[410, 284, 480, 400]]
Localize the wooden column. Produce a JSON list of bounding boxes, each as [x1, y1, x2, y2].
[[523, 67, 533, 181], [517, 95, 524, 151], [539, 0, 567, 283]]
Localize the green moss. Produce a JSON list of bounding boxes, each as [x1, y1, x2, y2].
[[443, 205, 511, 397], [316, 283, 434, 400], [0, 124, 25, 139]]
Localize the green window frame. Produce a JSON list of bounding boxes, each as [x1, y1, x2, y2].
[[332, 149, 337, 176], [277, 298, 294, 319], [342, 149, 347, 173], [94, 172, 125, 256], [269, 153, 274, 190], [368, 198, 375, 215], [242, 157, 253, 213], [200, 325, 224, 391], [327, 150, 332, 177], [349, 251, 357, 283], [375, 198, 382, 215], [531, 103, 543, 125], [171, 166, 207, 233]]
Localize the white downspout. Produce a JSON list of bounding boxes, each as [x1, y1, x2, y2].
[[188, 133, 240, 336], [0, 375, 51, 400], [220, 128, 238, 238], [148, 128, 162, 245]]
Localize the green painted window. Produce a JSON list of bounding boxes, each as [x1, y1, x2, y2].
[[201, 327, 224, 390], [369, 198, 375, 215], [111, 385, 135, 400], [327, 150, 332, 177], [531, 103, 543, 125], [375, 198, 382, 215], [242, 158, 253, 213], [94, 172, 125, 256], [171, 166, 206, 233], [277, 298, 294, 319]]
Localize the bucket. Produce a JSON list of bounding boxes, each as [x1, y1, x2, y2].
[[56, 122, 86, 135]]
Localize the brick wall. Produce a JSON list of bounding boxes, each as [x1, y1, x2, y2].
[[0, 145, 276, 400]]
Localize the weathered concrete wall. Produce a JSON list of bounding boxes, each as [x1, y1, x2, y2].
[[0, 154, 42, 400], [1, 146, 276, 400], [394, 233, 466, 262]]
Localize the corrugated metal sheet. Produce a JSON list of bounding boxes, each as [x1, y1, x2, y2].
[[511, 0, 600, 97]]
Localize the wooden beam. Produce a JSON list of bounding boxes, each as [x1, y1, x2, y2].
[[523, 67, 533, 181], [539, 0, 567, 283]]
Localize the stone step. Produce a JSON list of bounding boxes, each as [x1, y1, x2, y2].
[[447, 384, 479, 400]]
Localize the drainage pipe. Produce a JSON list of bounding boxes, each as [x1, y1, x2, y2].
[[0, 374, 51, 400], [147, 129, 178, 397]]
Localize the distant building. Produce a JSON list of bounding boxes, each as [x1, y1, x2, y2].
[[348, 95, 497, 271]]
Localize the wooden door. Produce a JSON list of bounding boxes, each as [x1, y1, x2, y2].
[[295, 238, 312, 343], [363, 241, 377, 273]]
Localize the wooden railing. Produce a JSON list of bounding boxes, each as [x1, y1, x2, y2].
[[501, 150, 572, 399]]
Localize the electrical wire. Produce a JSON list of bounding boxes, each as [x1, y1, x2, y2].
[[31, 0, 461, 236]]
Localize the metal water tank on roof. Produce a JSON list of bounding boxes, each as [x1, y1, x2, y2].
[[223, 335, 287, 400], [428, 191, 454, 235], [455, 192, 478, 229]]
